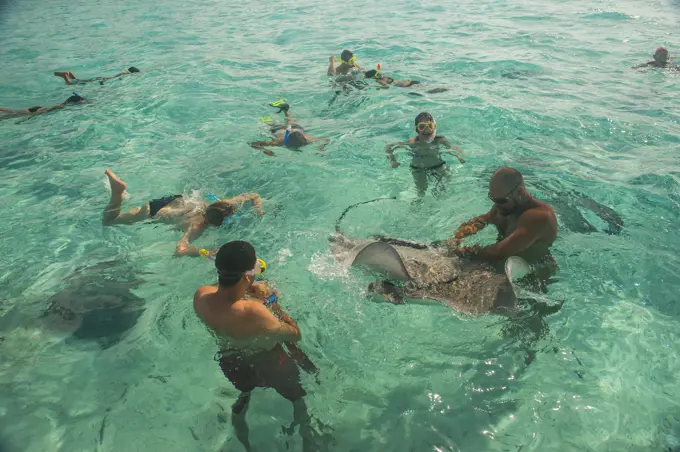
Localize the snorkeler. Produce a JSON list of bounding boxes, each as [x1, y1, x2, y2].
[[385, 112, 465, 197], [327, 50, 363, 77], [194, 240, 322, 452], [54, 67, 141, 85], [249, 100, 329, 156], [101, 169, 264, 257], [0, 93, 88, 121], [364, 67, 448, 94], [632, 47, 679, 70]]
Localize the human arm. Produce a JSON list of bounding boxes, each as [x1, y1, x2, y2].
[[447, 210, 493, 248], [456, 209, 548, 260], [437, 137, 465, 164], [14, 105, 65, 123], [327, 56, 336, 76], [385, 141, 412, 168], [249, 139, 281, 156], [308, 136, 330, 151], [175, 220, 207, 257], [228, 192, 264, 215]]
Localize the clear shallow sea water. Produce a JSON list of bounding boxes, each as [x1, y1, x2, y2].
[[1, 0, 680, 450]]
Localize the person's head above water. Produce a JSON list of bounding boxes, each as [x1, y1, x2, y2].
[[653, 46, 669, 64], [128, 66, 141, 73], [205, 201, 237, 226], [414, 112, 437, 142], [364, 69, 393, 83], [339, 50, 356, 65], [63, 93, 88, 105], [285, 130, 309, 149], [215, 240, 264, 289], [488, 167, 528, 215]]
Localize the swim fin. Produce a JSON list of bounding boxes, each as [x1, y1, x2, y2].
[[268, 99, 290, 113]]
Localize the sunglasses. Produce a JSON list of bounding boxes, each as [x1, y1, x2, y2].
[[416, 121, 436, 133], [488, 183, 521, 204]]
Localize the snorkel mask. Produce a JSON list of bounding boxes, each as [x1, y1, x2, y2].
[[416, 120, 437, 143], [336, 56, 357, 66], [246, 259, 267, 278]]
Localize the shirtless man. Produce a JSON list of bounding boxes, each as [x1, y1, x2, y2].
[[102, 169, 264, 257], [194, 241, 319, 452], [448, 168, 558, 268], [54, 66, 140, 85], [0, 93, 88, 121], [249, 100, 329, 156], [385, 112, 465, 197], [632, 47, 679, 70]]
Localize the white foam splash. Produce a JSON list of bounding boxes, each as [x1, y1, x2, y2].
[[307, 251, 351, 280]]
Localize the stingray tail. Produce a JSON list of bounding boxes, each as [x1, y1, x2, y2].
[[334, 197, 397, 235]]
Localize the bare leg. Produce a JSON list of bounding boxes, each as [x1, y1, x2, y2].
[[411, 167, 428, 197], [283, 109, 298, 126], [54, 72, 77, 85], [102, 169, 148, 225], [293, 399, 318, 452], [232, 392, 252, 452], [432, 166, 450, 198]]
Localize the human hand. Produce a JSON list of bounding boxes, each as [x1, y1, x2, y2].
[[391, 160, 400, 168], [255, 208, 265, 216], [263, 150, 275, 156], [329, 56, 335, 63], [455, 225, 477, 239], [456, 245, 482, 257]]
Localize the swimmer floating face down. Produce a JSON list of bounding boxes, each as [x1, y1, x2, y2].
[[205, 201, 238, 226]]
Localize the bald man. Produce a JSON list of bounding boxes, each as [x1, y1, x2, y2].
[[633, 46, 679, 70], [447, 168, 558, 269]]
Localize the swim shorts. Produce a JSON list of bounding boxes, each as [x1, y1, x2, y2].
[[148, 195, 183, 217], [218, 343, 306, 401]]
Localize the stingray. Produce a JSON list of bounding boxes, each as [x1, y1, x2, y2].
[[328, 198, 541, 315], [40, 260, 147, 349], [330, 232, 523, 314], [0, 260, 147, 350]]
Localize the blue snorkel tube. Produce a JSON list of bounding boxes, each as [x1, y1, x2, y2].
[[206, 193, 242, 224]]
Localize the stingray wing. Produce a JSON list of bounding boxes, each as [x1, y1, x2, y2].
[[351, 242, 411, 281]]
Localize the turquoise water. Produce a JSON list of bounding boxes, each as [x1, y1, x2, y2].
[[1, 0, 680, 449]]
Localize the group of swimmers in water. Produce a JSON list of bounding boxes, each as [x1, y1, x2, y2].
[[0, 67, 140, 120], [4, 46, 665, 451]]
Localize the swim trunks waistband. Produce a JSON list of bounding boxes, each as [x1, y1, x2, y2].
[[148, 194, 183, 217], [411, 161, 446, 170]]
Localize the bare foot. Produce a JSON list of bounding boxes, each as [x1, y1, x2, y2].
[[105, 169, 127, 195]]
